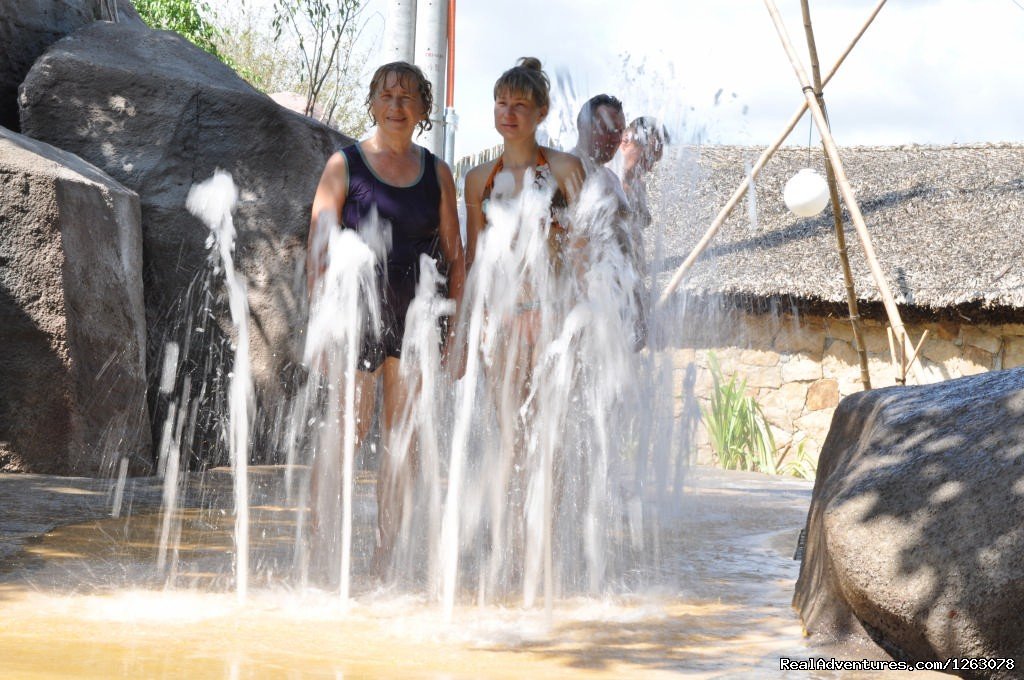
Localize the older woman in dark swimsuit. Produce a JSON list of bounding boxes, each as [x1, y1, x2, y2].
[[307, 62, 466, 576]]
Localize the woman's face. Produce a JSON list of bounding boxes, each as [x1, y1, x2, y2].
[[493, 90, 547, 143], [371, 72, 426, 137], [621, 132, 663, 174]]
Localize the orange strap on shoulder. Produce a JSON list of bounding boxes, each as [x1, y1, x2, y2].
[[481, 149, 549, 203]]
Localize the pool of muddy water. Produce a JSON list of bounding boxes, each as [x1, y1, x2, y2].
[[0, 468, 938, 679]]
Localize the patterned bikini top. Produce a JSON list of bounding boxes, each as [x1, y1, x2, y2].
[[480, 147, 568, 236]]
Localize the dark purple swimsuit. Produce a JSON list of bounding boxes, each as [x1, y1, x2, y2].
[[341, 142, 444, 371]]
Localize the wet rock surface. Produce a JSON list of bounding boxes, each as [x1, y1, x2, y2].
[[0, 127, 150, 475], [0, 473, 161, 564], [795, 368, 1024, 677], [19, 20, 354, 422]]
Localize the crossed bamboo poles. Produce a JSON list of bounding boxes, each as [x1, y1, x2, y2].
[[657, 0, 925, 387]]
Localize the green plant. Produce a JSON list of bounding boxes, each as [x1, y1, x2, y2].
[[700, 352, 779, 475], [135, 0, 224, 59], [777, 440, 817, 481]]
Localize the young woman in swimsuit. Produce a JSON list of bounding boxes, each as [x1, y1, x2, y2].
[[462, 58, 584, 586], [463, 57, 585, 337], [306, 62, 466, 578]]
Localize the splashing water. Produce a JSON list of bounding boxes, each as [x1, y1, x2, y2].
[[91, 71, 704, 618], [299, 208, 387, 604], [184, 170, 252, 601]]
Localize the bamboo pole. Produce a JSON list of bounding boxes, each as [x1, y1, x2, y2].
[[656, 0, 887, 308], [800, 0, 871, 390], [763, 0, 920, 379]]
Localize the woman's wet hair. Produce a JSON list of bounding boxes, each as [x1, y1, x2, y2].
[[627, 116, 669, 160], [493, 57, 550, 109], [366, 61, 434, 133]]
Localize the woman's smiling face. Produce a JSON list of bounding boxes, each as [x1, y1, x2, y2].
[[493, 89, 546, 143], [371, 72, 426, 136]]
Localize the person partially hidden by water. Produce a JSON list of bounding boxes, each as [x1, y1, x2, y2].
[[572, 93, 628, 208], [617, 115, 668, 348], [618, 116, 667, 233], [462, 56, 584, 587], [306, 61, 466, 580], [464, 56, 585, 344], [572, 93, 654, 349]]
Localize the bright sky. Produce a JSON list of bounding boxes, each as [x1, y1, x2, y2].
[[384, 0, 1024, 159]]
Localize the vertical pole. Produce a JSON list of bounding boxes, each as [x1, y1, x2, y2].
[[383, 0, 417, 63], [443, 0, 457, 165], [799, 0, 871, 391], [764, 0, 917, 375], [415, 0, 448, 155]]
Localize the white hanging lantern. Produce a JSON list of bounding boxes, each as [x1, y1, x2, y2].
[[783, 168, 829, 217]]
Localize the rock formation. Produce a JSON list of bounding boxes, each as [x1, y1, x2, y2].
[[0, 0, 142, 132], [0, 127, 150, 475], [19, 20, 354, 454], [795, 369, 1024, 678]]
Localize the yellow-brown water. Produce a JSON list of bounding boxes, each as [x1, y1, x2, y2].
[[0, 469, 939, 679]]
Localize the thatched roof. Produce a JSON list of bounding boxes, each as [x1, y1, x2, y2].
[[650, 144, 1024, 319]]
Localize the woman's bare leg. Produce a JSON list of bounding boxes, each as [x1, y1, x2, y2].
[[310, 366, 379, 538], [374, 356, 417, 580]]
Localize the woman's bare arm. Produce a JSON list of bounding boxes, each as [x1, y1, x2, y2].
[[436, 158, 467, 314], [463, 162, 491, 272], [306, 151, 348, 298]]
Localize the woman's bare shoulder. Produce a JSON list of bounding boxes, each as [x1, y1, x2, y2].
[[465, 158, 498, 181], [464, 159, 497, 198], [323, 149, 349, 175], [544, 147, 584, 174]]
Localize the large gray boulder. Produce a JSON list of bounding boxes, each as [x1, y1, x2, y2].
[[0, 0, 142, 132], [19, 21, 354, 452], [0, 126, 150, 476], [794, 369, 1024, 677]]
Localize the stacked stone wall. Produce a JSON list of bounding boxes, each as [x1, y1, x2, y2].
[[674, 311, 1023, 468]]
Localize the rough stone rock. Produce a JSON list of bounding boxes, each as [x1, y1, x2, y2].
[[823, 339, 863, 396], [0, 0, 141, 132], [774, 321, 823, 355], [0, 127, 150, 475], [921, 335, 960, 366], [19, 21, 354, 447], [780, 352, 822, 383], [794, 369, 1024, 677], [805, 379, 839, 411], [739, 348, 779, 367], [1003, 337, 1024, 370], [961, 327, 1002, 356], [793, 408, 835, 446]]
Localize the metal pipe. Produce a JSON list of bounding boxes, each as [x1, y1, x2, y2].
[[415, 0, 447, 155], [444, 108, 458, 166], [442, 0, 457, 165], [383, 0, 416, 63], [445, 0, 455, 109]]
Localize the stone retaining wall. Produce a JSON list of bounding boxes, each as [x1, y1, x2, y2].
[[674, 311, 1023, 467]]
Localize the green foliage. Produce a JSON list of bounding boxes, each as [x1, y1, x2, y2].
[[210, 0, 372, 136], [700, 353, 783, 476], [134, 0, 223, 59], [777, 440, 817, 481], [268, 0, 369, 132]]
